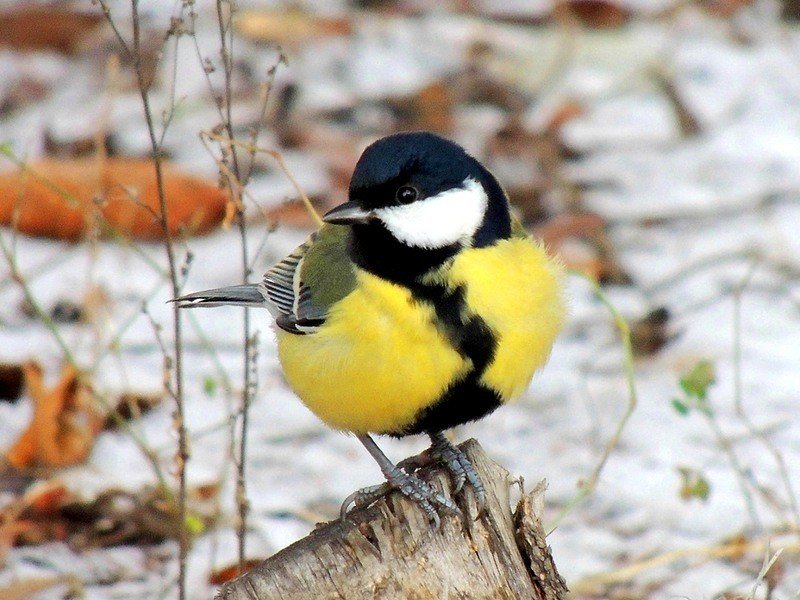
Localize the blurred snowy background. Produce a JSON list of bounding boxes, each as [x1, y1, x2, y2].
[[0, 0, 799, 598]]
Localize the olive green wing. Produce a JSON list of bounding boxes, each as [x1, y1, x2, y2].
[[261, 224, 356, 334], [510, 215, 529, 239]]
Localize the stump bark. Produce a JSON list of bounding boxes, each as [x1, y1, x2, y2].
[[218, 440, 567, 599]]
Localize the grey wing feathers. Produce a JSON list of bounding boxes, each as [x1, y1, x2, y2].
[[261, 236, 310, 317], [261, 232, 325, 332]]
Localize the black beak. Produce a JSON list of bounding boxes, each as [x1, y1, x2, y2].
[[322, 201, 375, 225]]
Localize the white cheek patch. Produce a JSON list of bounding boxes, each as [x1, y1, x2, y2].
[[374, 178, 488, 249]]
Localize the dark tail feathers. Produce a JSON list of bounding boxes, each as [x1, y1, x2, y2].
[[171, 284, 266, 308]]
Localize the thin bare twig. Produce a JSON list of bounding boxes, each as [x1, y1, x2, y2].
[[572, 532, 799, 594], [199, 132, 323, 227], [99, 1, 190, 595], [547, 272, 638, 532], [213, 0, 256, 569], [95, 0, 133, 60], [749, 546, 784, 600], [732, 262, 800, 535], [704, 415, 763, 532]]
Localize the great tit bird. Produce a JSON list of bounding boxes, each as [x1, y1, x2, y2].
[[174, 132, 565, 524]]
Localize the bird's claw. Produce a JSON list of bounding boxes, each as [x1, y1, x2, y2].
[[340, 467, 459, 527], [404, 436, 487, 515]]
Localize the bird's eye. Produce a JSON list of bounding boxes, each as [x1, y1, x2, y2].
[[395, 185, 419, 204]]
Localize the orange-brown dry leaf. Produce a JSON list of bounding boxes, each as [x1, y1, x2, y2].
[[701, 0, 754, 17], [265, 197, 327, 229], [235, 8, 351, 45], [209, 559, 266, 585], [556, 0, 632, 28], [25, 482, 72, 514], [534, 212, 608, 247], [0, 576, 73, 600], [5, 363, 104, 470], [0, 158, 228, 240], [190, 482, 221, 502], [631, 307, 672, 357], [385, 82, 455, 135], [534, 212, 631, 283], [104, 392, 163, 429], [0, 8, 105, 54], [545, 100, 586, 132], [0, 482, 74, 549]]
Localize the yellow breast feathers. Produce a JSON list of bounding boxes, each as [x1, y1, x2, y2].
[[276, 237, 565, 435], [446, 238, 565, 401]]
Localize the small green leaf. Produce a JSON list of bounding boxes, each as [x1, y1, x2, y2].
[[672, 398, 689, 416], [677, 467, 711, 502], [679, 360, 716, 400], [185, 513, 205, 535], [671, 398, 690, 415], [203, 376, 218, 397]]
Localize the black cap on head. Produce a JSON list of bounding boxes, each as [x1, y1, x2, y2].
[[349, 132, 480, 210], [341, 132, 513, 283]]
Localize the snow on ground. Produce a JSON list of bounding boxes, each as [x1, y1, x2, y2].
[[1, 1, 799, 598]]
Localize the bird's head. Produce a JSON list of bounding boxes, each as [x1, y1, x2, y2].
[[323, 132, 511, 253]]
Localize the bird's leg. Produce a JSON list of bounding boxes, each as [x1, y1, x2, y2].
[[400, 431, 487, 514], [340, 433, 459, 527]]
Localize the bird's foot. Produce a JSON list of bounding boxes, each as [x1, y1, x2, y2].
[[340, 465, 459, 528], [399, 436, 487, 515]]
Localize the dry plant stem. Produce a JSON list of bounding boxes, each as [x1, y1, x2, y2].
[[118, 1, 189, 596], [732, 262, 800, 534], [0, 244, 76, 294], [704, 415, 761, 531], [643, 247, 800, 300], [547, 272, 638, 532], [571, 532, 799, 594], [214, 0, 255, 569], [748, 547, 783, 600], [531, 0, 579, 95], [0, 233, 77, 364], [200, 132, 323, 227], [188, 1, 279, 569]]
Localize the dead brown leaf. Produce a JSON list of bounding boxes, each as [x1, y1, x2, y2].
[[700, 0, 754, 18], [545, 100, 586, 133], [209, 559, 266, 585], [0, 8, 105, 54], [0, 576, 76, 600], [235, 8, 351, 45], [61, 489, 185, 548], [190, 482, 221, 503], [631, 307, 673, 357], [505, 185, 550, 226], [0, 158, 228, 241], [556, 0, 632, 28], [385, 82, 455, 135], [0, 363, 24, 402], [104, 392, 164, 429], [5, 363, 104, 470], [533, 212, 631, 284], [2, 483, 189, 549], [265, 196, 328, 230]]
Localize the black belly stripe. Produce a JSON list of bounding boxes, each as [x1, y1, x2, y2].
[[391, 282, 503, 436]]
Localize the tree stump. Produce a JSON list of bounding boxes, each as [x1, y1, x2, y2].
[[218, 440, 567, 599]]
